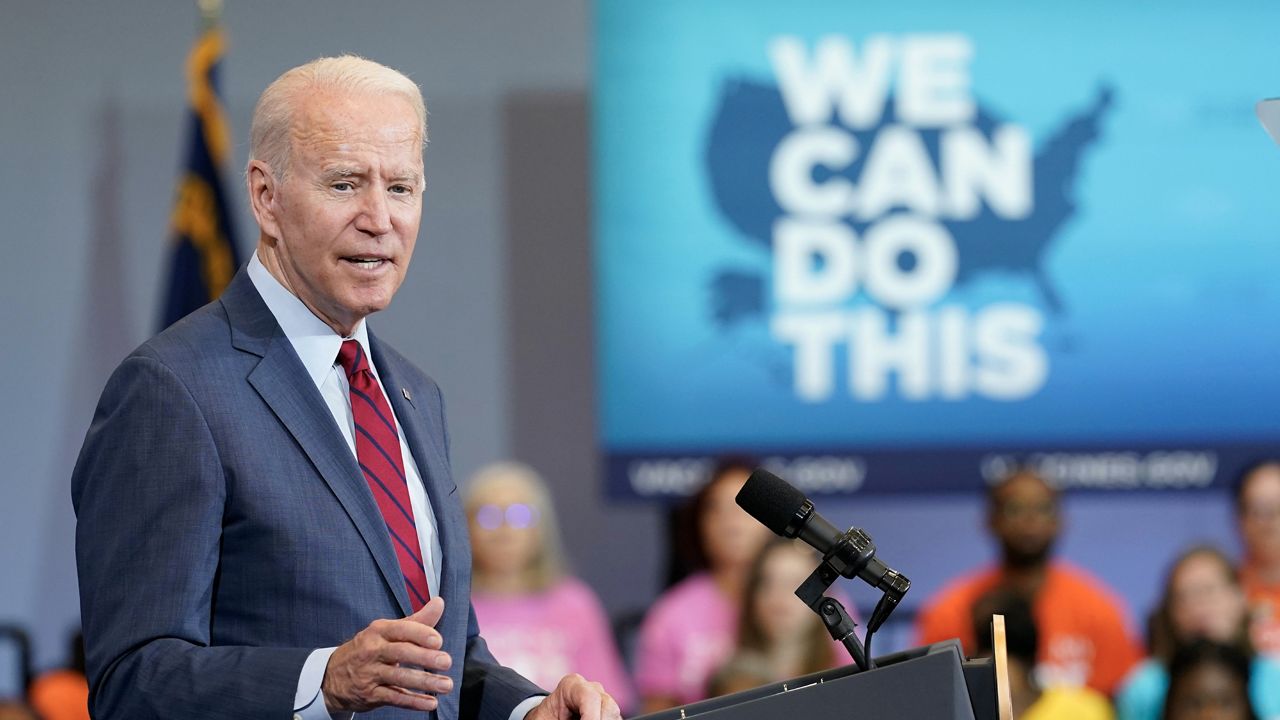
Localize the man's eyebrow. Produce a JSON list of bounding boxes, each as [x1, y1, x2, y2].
[[319, 165, 422, 186], [320, 164, 367, 180], [389, 170, 424, 185]]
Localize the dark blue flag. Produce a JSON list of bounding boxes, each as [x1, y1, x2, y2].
[[160, 23, 241, 330]]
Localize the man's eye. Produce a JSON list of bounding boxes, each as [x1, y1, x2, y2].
[[390, 184, 412, 195], [332, 182, 354, 191]]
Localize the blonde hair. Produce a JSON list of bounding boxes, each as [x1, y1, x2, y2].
[[248, 54, 427, 179], [464, 461, 567, 591]]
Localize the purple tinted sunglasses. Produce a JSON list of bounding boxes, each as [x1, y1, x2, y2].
[[474, 503, 540, 530]]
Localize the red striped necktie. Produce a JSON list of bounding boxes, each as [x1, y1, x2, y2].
[[337, 339, 430, 611]]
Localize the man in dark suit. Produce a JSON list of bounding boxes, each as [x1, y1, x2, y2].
[[71, 55, 620, 720]]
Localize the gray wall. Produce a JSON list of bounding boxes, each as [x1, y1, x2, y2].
[[0, 0, 668, 669], [0, 0, 1242, 676]]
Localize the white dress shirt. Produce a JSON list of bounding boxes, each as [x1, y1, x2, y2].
[[247, 256, 544, 720]]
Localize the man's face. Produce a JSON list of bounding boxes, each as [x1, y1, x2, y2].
[[1240, 466, 1280, 565], [252, 89, 423, 335], [989, 473, 1060, 568]]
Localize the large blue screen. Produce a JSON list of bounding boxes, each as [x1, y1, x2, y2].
[[594, 1, 1280, 498]]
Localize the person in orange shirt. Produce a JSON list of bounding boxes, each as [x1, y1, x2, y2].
[[29, 670, 89, 720], [972, 590, 1114, 720], [1234, 460, 1280, 656], [27, 632, 89, 720], [916, 468, 1141, 695]]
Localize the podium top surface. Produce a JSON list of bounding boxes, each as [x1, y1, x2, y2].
[[633, 640, 976, 720]]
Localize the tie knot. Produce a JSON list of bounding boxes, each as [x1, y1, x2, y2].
[[336, 339, 368, 378]]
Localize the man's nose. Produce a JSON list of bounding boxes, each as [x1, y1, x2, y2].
[[355, 188, 393, 236]]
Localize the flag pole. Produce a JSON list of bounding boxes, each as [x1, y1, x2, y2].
[[198, 0, 222, 27]]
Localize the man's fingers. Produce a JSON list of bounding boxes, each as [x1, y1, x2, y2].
[[324, 612, 457, 715], [377, 617, 445, 650], [377, 640, 451, 672], [602, 693, 622, 720], [563, 678, 592, 720], [372, 685, 438, 712], [557, 675, 616, 720], [379, 664, 454, 696], [408, 595, 445, 626], [589, 686, 621, 720], [573, 680, 602, 720]]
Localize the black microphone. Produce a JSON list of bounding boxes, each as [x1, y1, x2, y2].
[[736, 468, 910, 631]]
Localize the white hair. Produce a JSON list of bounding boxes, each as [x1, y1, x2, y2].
[[248, 54, 427, 179]]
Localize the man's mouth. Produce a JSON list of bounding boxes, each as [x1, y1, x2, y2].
[[342, 256, 390, 269]]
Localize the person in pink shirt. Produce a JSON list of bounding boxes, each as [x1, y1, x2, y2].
[[635, 460, 773, 712], [466, 462, 636, 714]]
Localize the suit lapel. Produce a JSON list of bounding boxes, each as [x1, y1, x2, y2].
[[371, 338, 459, 602], [222, 272, 413, 617]]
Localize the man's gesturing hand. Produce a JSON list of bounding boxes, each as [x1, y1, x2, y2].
[[527, 674, 623, 720], [322, 597, 454, 713]]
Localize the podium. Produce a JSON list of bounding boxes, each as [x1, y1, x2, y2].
[[633, 637, 1010, 720]]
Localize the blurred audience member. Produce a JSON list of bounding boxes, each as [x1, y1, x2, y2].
[[0, 703, 39, 720], [972, 590, 1113, 720], [466, 462, 635, 712], [917, 468, 1141, 693], [635, 459, 772, 712], [1162, 641, 1259, 720], [27, 631, 87, 720], [707, 539, 848, 697], [1235, 460, 1280, 655], [0, 625, 33, 706], [1117, 546, 1280, 720]]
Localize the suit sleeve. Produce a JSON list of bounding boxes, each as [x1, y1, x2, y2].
[[71, 354, 311, 719], [458, 579, 547, 720]]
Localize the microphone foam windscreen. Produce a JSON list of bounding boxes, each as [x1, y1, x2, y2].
[[736, 468, 807, 536]]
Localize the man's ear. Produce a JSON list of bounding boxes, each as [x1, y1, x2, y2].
[[246, 160, 282, 240]]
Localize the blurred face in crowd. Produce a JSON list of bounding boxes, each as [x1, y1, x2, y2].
[[468, 477, 543, 578], [1239, 464, 1280, 566], [989, 472, 1060, 569], [700, 468, 771, 572], [1169, 552, 1247, 644], [1164, 662, 1252, 720], [249, 88, 424, 337], [752, 543, 820, 645]]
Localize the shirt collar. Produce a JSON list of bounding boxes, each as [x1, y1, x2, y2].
[[247, 251, 373, 390]]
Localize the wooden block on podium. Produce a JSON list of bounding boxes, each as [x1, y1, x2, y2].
[[992, 614, 1013, 720]]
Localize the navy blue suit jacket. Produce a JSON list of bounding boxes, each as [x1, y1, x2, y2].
[[72, 270, 542, 719]]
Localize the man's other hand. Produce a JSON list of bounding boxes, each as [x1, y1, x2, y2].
[[528, 674, 622, 720], [322, 597, 454, 713]]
